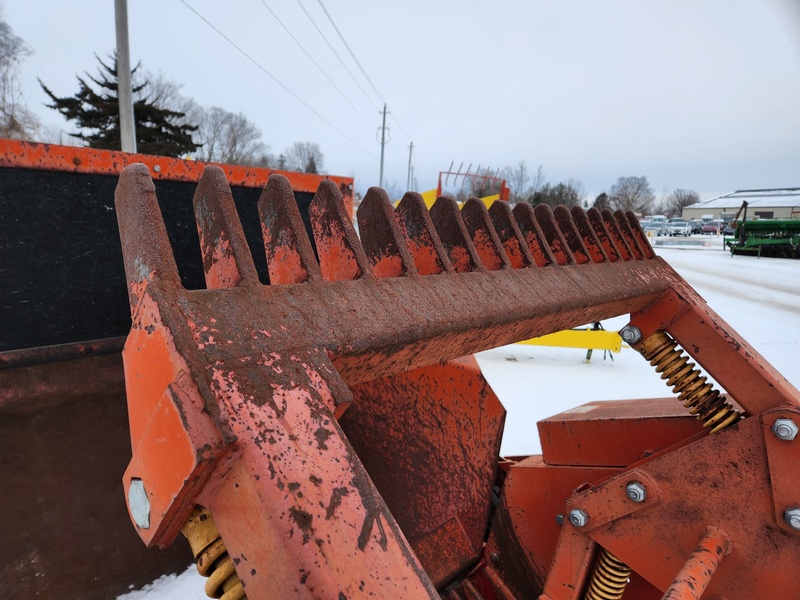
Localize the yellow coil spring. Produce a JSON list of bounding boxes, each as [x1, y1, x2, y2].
[[181, 506, 247, 600], [583, 549, 631, 600], [640, 331, 741, 433]]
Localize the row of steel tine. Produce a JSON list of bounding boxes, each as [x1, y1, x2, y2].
[[116, 164, 655, 294]]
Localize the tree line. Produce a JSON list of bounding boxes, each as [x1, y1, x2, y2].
[[497, 161, 699, 217], [0, 13, 324, 173], [39, 54, 325, 173]]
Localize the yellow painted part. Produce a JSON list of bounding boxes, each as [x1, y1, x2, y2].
[[420, 189, 438, 209], [480, 194, 499, 208], [414, 190, 498, 209], [519, 328, 622, 352]]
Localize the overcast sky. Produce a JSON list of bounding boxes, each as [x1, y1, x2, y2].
[[5, 1, 800, 200]]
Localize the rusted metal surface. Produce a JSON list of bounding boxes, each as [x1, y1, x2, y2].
[[0, 138, 354, 201], [661, 526, 732, 600], [0, 356, 191, 599], [342, 357, 505, 587], [115, 163, 800, 598], [538, 398, 705, 467], [0, 336, 125, 370], [0, 141, 358, 597], [564, 413, 800, 598], [487, 456, 618, 598]]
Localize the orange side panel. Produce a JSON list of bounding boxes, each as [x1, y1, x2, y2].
[[538, 398, 705, 467]]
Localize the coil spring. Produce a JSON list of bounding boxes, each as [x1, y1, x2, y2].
[[640, 331, 741, 433], [181, 506, 247, 600], [583, 549, 631, 600]]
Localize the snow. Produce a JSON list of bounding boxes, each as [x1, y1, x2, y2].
[[119, 242, 800, 598]]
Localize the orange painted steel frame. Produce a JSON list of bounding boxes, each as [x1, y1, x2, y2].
[[0, 138, 354, 215], [116, 163, 800, 599]]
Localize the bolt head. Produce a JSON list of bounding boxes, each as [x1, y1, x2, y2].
[[626, 481, 647, 503], [619, 325, 642, 345], [784, 507, 800, 530], [128, 478, 150, 529], [490, 553, 501, 567], [772, 418, 799, 441], [569, 508, 589, 528]]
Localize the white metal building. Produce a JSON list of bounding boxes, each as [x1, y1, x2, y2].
[[682, 188, 800, 221]]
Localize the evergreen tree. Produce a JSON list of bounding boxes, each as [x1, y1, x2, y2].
[[40, 54, 198, 156]]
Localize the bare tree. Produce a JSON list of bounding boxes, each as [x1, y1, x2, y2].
[[530, 165, 546, 195], [0, 14, 40, 139], [608, 176, 655, 214], [565, 177, 586, 206], [504, 160, 530, 202], [192, 106, 268, 165], [135, 68, 194, 114], [284, 141, 324, 173], [666, 189, 700, 217]]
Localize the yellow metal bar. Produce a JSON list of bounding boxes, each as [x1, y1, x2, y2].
[[519, 328, 622, 352]]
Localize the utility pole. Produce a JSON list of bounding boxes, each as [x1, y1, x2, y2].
[[406, 141, 414, 191], [379, 103, 387, 188], [115, 0, 136, 153]]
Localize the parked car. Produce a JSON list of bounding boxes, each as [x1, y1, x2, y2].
[[667, 218, 692, 236], [689, 219, 704, 234], [644, 222, 667, 236], [701, 220, 725, 234]]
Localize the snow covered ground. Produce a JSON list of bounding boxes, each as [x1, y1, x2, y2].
[[119, 239, 800, 598]]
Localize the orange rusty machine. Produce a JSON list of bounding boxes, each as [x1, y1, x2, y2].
[[113, 162, 799, 600], [0, 141, 353, 598]]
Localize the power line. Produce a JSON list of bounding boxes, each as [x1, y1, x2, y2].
[[389, 113, 413, 143], [316, 0, 382, 104], [257, 0, 373, 130], [294, 0, 380, 112], [313, 0, 416, 147], [178, 0, 379, 162]]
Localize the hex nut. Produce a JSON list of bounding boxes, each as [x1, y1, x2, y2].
[[626, 481, 647, 503], [128, 478, 151, 529], [569, 508, 589, 528], [772, 418, 799, 441], [619, 325, 642, 345], [784, 508, 800, 531]]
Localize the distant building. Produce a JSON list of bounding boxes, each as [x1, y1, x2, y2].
[[682, 188, 800, 221]]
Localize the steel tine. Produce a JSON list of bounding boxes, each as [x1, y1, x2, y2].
[[258, 174, 322, 284], [193, 166, 259, 289], [114, 164, 182, 306], [532, 204, 576, 265], [601, 209, 634, 261], [570, 206, 610, 263], [553, 205, 591, 264], [394, 192, 454, 275], [614, 210, 645, 259], [624, 211, 656, 259], [460, 198, 511, 271], [487, 201, 535, 269], [429, 196, 484, 273], [511, 203, 556, 267], [357, 187, 418, 278], [309, 180, 374, 281]]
